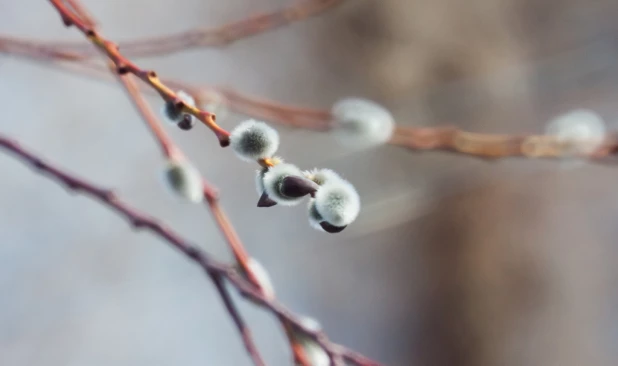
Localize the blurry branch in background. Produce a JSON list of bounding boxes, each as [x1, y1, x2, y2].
[[44, 0, 345, 58], [3, 31, 618, 160]]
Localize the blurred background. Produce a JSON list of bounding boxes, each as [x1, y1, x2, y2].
[[2, 0, 618, 365]]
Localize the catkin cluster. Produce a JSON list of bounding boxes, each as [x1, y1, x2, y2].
[[229, 119, 361, 233], [159, 93, 402, 233]]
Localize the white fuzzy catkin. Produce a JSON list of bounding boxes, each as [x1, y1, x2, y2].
[[255, 167, 268, 195], [296, 338, 330, 366], [162, 158, 203, 203], [314, 179, 360, 227], [331, 97, 395, 148], [307, 200, 325, 231], [255, 157, 283, 195], [262, 163, 305, 206], [291, 317, 329, 366], [303, 168, 342, 186], [161, 90, 196, 124], [230, 119, 280, 162], [545, 109, 606, 155], [246, 258, 275, 299], [298, 315, 323, 332]]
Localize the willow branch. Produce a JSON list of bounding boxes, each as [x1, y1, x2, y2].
[[48, 0, 229, 146], [0, 36, 331, 131], [389, 125, 618, 161], [44, 0, 345, 58], [0, 134, 380, 366], [4, 30, 618, 162]]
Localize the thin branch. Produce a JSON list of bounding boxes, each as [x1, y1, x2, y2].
[[49, 0, 229, 146], [209, 271, 265, 366], [45, 0, 345, 58], [390, 125, 618, 161], [114, 68, 180, 158], [0, 134, 381, 366], [4, 31, 618, 162]]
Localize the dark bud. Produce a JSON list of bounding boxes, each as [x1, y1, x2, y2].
[[219, 136, 231, 147], [280, 176, 319, 198], [116, 65, 130, 75], [257, 191, 278, 207], [320, 222, 347, 234], [177, 115, 195, 131]]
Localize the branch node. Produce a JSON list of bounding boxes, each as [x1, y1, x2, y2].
[[186, 247, 203, 261], [116, 65, 129, 75]]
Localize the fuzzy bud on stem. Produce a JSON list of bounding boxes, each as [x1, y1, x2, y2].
[[230, 119, 280, 162], [160, 90, 196, 125], [545, 109, 606, 156], [162, 158, 203, 203], [331, 97, 395, 149], [241, 258, 275, 300], [291, 316, 329, 366], [312, 178, 360, 231]]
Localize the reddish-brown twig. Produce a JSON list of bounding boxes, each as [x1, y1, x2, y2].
[[0, 134, 381, 366], [49, 0, 229, 146], [45, 0, 345, 58], [390, 125, 618, 161]]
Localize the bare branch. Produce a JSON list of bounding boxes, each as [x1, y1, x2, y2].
[[46, 0, 345, 58], [49, 0, 229, 145]]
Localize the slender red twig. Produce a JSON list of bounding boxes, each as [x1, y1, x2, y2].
[[0, 134, 381, 366], [44, 0, 345, 58], [48, 0, 229, 146]]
